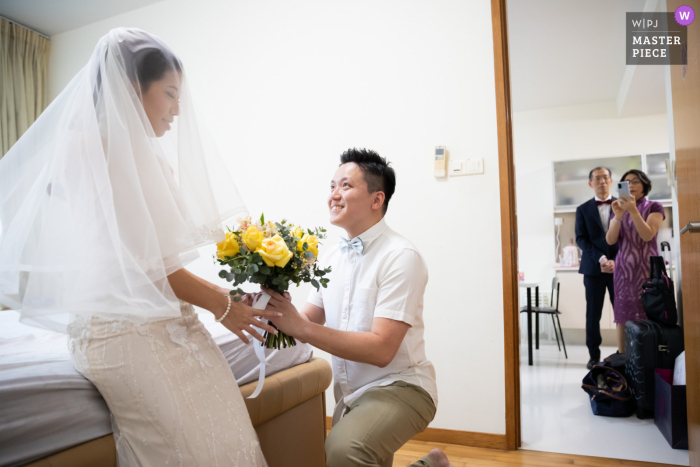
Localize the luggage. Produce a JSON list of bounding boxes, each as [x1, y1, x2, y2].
[[625, 320, 684, 419], [604, 351, 627, 374], [641, 256, 678, 326], [582, 363, 635, 417]]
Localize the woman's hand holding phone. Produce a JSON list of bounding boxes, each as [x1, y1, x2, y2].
[[611, 199, 625, 220], [619, 193, 638, 215]]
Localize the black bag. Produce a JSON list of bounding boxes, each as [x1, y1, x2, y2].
[[625, 320, 684, 419], [641, 256, 678, 326], [582, 363, 635, 417], [604, 351, 627, 375], [654, 370, 688, 449]]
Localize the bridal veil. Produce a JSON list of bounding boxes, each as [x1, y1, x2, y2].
[[0, 28, 247, 332]]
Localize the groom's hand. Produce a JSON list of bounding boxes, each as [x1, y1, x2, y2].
[[262, 287, 308, 340]]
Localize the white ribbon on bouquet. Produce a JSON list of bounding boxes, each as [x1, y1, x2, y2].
[[247, 291, 272, 399]]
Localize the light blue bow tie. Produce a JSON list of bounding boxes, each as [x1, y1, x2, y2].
[[339, 237, 364, 255]]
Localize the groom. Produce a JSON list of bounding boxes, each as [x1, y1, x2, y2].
[[264, 148, 451, 467]]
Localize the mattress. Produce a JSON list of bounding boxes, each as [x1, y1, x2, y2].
[[0, 310, 312, 467]]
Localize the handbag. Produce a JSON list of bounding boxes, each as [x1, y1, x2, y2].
[[582, 363, 635, 417], [641, 256, 678, 326]]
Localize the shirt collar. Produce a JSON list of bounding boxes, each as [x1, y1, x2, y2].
[[350, 218, 388, 253], [594, 194, 612, 202]]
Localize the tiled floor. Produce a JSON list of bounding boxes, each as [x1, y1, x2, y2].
[[520, 342, 689, 466]]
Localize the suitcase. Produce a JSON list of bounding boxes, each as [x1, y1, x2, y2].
[[625, 320, 684, 419]]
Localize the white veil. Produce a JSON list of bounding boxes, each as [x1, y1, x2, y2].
[[0, 28, 247, 333]]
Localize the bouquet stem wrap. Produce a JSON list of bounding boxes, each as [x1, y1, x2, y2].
[[248, 291, 271, 399]]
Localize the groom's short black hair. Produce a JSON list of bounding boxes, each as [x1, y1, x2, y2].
[[340, 148, 396, 214]]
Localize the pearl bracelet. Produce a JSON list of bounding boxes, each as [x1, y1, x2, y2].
[[612, 217, 622, 223], [216, 295, 232, 323]]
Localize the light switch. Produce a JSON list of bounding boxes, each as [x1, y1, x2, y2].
[[449, 158, 483, 176], [464, 158, 484, 175]]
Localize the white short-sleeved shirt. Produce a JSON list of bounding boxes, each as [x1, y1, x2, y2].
[[307, 218, 438, 420]]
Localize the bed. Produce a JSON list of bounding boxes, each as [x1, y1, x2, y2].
[[0, 310, 332, 467]]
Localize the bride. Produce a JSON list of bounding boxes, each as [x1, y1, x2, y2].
[[0, 28, 279, 466]]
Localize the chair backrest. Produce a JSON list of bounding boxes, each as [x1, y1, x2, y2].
[[551, 277, 560, 311]]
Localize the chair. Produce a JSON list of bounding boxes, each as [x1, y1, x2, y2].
[[520, 277, 567, 359]]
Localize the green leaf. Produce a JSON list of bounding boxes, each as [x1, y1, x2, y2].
[[303, 242, 308, 251], [310, 279, 320, 290], [260, 265, 271, 275], [247, 264, 259, 274], [233, 297, 241, 302], [260, 213, 265, 224], [272, 277, 281, 285], [322, 282, 328, 288], [304, 251, 315, 258], [233, 268, 242, 275], [218, 270, 228, 279]]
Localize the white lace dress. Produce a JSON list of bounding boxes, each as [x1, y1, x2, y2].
[[68, 301, 267, 467]]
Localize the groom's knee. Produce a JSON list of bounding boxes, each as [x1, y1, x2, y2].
[[325, 431, 378, 466]]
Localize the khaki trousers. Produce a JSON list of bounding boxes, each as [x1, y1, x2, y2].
[[325, 381, 437, 467]]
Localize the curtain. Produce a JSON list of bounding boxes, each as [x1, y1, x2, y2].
[[0, 18, 50, 159]]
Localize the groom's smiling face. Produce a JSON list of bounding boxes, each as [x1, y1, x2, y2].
[[328, 163, 378, 233]]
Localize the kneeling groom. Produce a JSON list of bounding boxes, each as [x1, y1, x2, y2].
[[265, 149, 451, 467]]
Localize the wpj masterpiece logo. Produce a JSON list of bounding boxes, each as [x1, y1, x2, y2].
[[626, 10, 689, 65]]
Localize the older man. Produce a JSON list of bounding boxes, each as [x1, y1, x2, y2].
[[575, 166, 619, 370]]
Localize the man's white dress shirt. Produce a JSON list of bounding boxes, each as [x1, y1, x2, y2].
[[307, 218, 438, 424], [595, 195, 612, 264]]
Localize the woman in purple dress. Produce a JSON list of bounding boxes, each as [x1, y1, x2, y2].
[[606, 169, 665, 353]]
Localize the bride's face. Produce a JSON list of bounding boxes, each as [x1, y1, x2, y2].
[[141, 70, 180, 137]]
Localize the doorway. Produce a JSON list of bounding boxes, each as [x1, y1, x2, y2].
[[493, 0, 693, 465]]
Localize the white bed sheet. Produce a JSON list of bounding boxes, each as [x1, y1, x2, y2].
[[0, 310, 312, 467]]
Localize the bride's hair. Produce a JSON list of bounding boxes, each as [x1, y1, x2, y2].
[[132, 49, 182, 91]]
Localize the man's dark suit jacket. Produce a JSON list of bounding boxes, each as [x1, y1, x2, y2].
[[575, 197, 619, 276]]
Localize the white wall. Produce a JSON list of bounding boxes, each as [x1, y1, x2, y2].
[[513, 101, 670, 290], [49, 0, 506, 433]]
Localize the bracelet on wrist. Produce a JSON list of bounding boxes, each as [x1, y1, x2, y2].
[[612, 217, 622, 223], [216, 295, 232, 323]]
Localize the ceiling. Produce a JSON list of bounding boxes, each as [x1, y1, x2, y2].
[[507, 0, 667, 116], [0, 0, 165, 36], [1, 0, 668, 117]]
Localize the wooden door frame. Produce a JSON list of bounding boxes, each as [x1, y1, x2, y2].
[[491, 0, 521, 450]]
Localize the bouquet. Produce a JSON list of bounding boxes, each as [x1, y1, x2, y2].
[[216, 214, 331, 349]]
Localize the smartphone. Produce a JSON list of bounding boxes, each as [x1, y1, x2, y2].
[[617, 181, 630, 199]]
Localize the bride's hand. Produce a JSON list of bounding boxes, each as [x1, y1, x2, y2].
[[218, 295, 282, 345], [219, 288, 260, 307]]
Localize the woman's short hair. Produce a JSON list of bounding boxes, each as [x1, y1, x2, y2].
[[620, 169, 652, 197]]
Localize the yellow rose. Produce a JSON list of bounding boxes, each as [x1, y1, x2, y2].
[[256, 235, 293, 268], [291, 227, 304, 241], [297, 234, 319, 257], [216, 231, 240, 259], [242, 225, 264, 251]]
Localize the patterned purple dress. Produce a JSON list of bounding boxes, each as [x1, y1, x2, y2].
[[612, 197, 665, 324]]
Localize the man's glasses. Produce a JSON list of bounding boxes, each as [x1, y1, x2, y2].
[[593, 176, 611, 183]]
